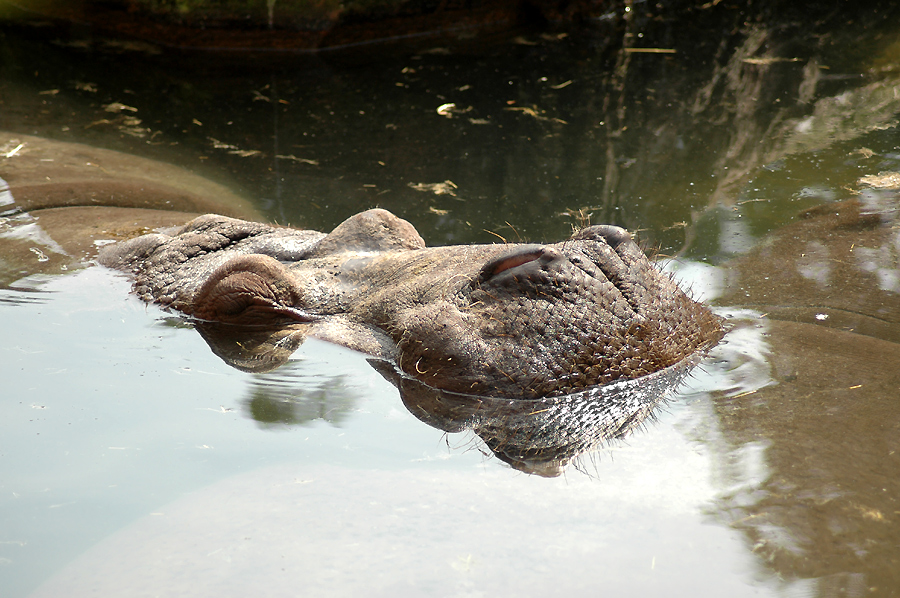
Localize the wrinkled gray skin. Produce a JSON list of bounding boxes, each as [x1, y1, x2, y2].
[[100, 208, 723, 399]]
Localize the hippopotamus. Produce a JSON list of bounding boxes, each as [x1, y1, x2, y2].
[[2, 131, 723, 474], [98, 208, 725, 400]]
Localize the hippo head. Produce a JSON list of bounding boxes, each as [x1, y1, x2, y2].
[[381, 223, 723, 399], [100, 209, 723, 399]]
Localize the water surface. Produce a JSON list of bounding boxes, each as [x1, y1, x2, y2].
[[2, 3, 900, 596]]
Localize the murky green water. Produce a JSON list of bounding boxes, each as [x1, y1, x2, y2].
[[2, 2, 900, 596]]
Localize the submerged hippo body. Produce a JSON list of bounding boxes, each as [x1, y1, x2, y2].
[[100, 209, 723, 399]]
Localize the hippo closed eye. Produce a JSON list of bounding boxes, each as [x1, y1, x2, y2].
[[100, 209, 723, 399]]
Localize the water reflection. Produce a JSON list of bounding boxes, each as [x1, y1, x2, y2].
[[195, 321, 308, 373], [705, 320, 900, 593], [2, 3, 898, 251], [200, 317, 705, 476], [376, 357, 700, 477], [720, 192, 900, 343], [244, 360, 361, 428], [710, 192, 900, 591]]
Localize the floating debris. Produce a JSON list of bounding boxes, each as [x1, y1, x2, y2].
[[85, 113, 148, 137], [409, 180, 458, 196], [29, 247, 49, 262], [100, 39, 161, 55], [436, 103, 472, 118], [228, 149, 262, 158], [103, 102, 138, 113], [3, 143, 24, 158], [209, 137, 239, 150], [504, 106, 567, 124], [859, 171, 900, 189], [625, 48, 677, 54], [119, 116, 149, 138], [208, 137, 262, 157], [276, 154, 319, 165], [741, 56, 801, 65]]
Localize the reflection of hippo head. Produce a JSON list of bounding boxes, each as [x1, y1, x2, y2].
[[100, 209, 723, 399], [373, 356, 700, 477]]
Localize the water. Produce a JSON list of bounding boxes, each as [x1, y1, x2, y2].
[[2, 2, 900, 596]]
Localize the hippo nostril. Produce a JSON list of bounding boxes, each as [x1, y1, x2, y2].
[[477, 245, 547, 282], [488, 251, 544, 276], [572, 225, 632, 249]]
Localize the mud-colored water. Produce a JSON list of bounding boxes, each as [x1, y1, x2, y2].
[[2, 2, 900, 596]]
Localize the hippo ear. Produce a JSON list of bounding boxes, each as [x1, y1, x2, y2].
[[307, 208, 425, 257], [190, 254, 319, 326], [570, 224, 633, 250], [570, 224, 649, 272]]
